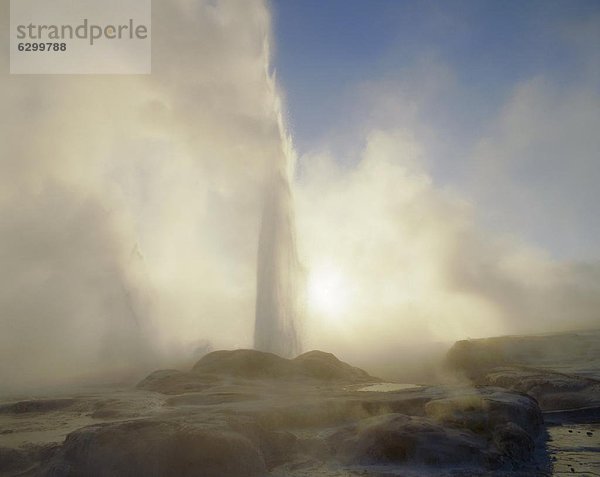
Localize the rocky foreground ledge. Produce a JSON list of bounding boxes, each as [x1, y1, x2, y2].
[[447, 330, 600, 475], [447, 330, 600, 411], [0, 348, 554, 476]]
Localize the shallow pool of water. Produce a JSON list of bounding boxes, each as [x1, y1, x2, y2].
[[546, 422, 600, 476], [357, 383, 420, 392]]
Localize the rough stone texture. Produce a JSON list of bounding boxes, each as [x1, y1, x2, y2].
[[136, 369, 218, 395], [0, 446, 29, 474], [425, 389, 543, 436], [193, 349, 297, 378], [192, 349, 377, 382], [481, 367, 600, 411], [325, 388, 544, 471], [492, 422, 535, 464], [0, 443, 60, 476], [0, 399, 77, 415], [0, 349, 552, 476], [45, 419, 268, 477], [446, 331, 600, 411], [446, 331, 600, 378], [330, 413, 491, 467], [140, 349, 378, 395], [293, 351, 374, 382]]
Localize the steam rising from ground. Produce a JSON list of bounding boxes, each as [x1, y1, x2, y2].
[[296, 130, 600, 368], [0, 0, 599, 392]]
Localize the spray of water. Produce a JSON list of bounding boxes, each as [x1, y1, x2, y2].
[[254, 162, 304, 358], [252, 67, 305, 358]]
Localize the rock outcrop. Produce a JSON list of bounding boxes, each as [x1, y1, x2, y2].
[[446, 331, 600, 411], [330, 387, 543, 471], [46, 420, 269, 477], [331, 413, 491, 466], [0, 348, 551, 476], [139, 349, 378, 395]]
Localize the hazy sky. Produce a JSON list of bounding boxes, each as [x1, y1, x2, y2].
[[272, 0, 600, 260]]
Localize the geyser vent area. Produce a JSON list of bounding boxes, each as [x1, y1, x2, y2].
[[254, 168, 304, 358]]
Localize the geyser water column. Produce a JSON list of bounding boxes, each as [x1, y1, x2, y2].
[[254, 162, 304, 358]]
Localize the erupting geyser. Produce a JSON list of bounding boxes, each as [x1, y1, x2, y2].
[[254, 160, 304, 358]]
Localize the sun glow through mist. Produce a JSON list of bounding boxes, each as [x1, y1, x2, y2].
[[307, 265, 352, 319]]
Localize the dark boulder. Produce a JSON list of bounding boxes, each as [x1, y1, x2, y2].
[[293, 350, 375, 382], [330, 413, 491, 467], [192, 349, 296, 379], [46, 419, 268, 477]]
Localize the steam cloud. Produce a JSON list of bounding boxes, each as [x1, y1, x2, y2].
[[296, 130, 600, 367], [0, 0, 285, 391], [1, 0, 599, 392]]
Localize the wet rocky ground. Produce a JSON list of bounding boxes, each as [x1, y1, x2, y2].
[[0, 331, 598, 476], [448, 329, 600, 477]]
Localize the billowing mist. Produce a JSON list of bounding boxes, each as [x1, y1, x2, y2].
[[296, 129, 600, 376], [1, 0, 599, 392], [0, 0, 290, 391]]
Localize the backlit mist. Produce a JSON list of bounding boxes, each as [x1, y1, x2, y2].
[[1, 0, 599, 394]]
